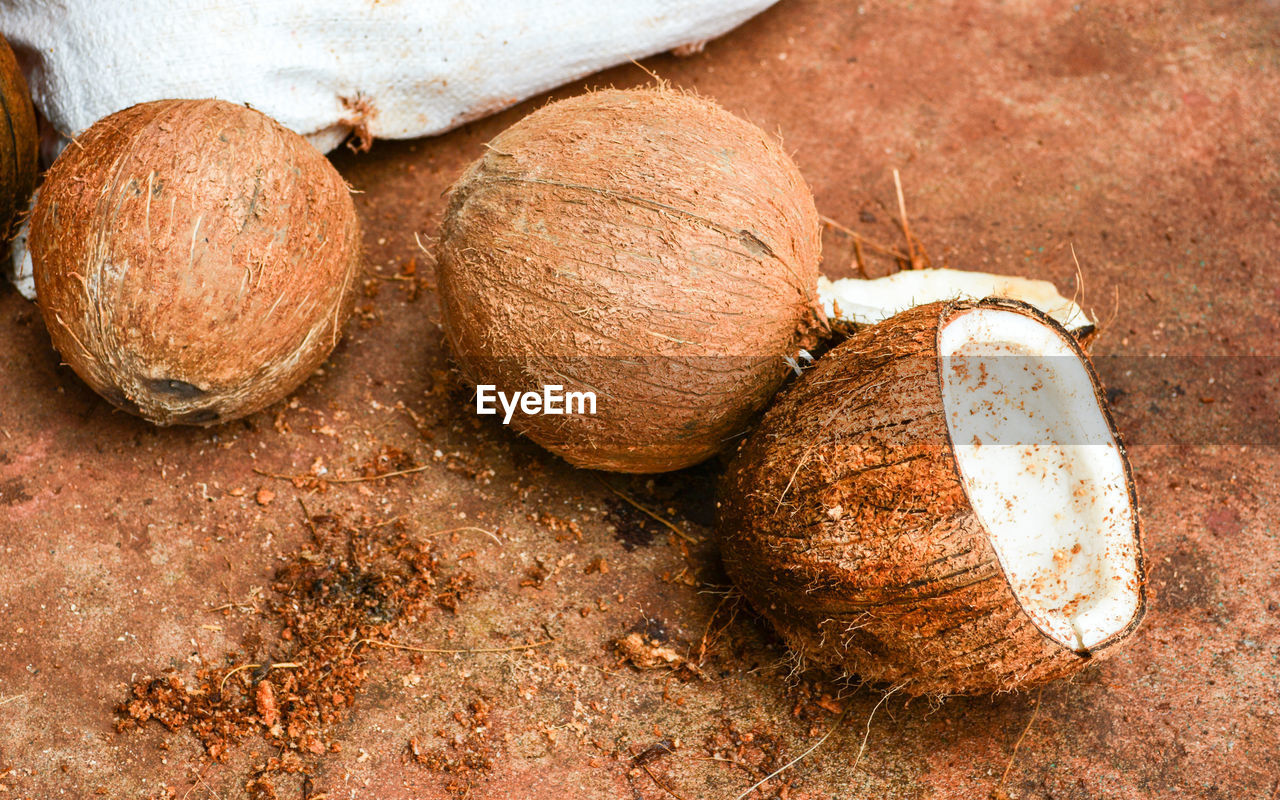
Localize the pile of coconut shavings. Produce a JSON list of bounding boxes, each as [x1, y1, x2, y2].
[[116, 511, 476, 770]]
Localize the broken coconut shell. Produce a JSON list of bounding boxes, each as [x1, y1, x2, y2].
[[435, 88, 823, 473], [0, 32, 38, 244], [31, 99, 362, 425], [817, 269, 1097, 345], [718, 298, 1146, 694]]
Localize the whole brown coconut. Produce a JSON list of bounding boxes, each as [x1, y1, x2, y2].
[[435, 88, 823, 473], [31, 99, 361, 425], [0, 33, 38, 243], [718, 298, 1147, 695]]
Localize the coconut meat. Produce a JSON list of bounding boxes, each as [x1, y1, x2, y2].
[[939, 307, 1140, 652], [818, 270, 1094, 335]]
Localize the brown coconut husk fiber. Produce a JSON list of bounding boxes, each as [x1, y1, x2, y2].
[[718, 298, 1146, 695], [434, 87, 825, 473], [30, 98, 362, 425]]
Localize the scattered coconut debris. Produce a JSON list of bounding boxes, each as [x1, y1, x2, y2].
[[407, 697, 497, 800], [116, 511, 476, 779], [614, 632, 708, 681]]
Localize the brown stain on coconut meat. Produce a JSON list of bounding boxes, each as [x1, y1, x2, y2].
[[29, 99, 362, 425], [434, 88, 824, 473]]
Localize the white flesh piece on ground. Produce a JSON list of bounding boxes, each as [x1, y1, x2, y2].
[[818, 269, 1094, 334], [6, 192, 37, 300], [938, 307, 1140, 652]]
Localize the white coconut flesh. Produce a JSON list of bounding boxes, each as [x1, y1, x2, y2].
[[938, 307, 1141, 653], [819, 269, 1094, 335]]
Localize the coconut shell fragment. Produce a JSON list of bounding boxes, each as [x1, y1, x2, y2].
[[0, 33, 38, 245], [31, 99, 362, 425], [817, 269, 1097, 345], [435, 88, 823, 473], [718, 298, 1146, 695]]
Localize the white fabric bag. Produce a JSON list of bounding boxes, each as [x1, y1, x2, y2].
[[0, 0, 775, 295]]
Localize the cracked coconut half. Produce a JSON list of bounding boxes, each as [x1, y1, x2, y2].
[[718, 297, 1145, 695]]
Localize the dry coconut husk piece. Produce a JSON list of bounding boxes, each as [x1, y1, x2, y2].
[[718, 298, 1146, 695], [0, 33, 38, 244], [435, 87, 824, 473], [31, 99, 362, 425]]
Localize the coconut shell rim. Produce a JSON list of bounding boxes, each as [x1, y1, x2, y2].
[[933, 296, 1149, 658]]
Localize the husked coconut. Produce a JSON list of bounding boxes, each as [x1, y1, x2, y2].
[[435, 88, 823, 473], [0, 33, 38, 245], [31, 99, 362, 425], [718, 298, 1145, 694]]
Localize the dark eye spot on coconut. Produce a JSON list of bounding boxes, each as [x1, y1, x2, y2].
[[178, 408, 221, 425], [148, 378, 206, 399]]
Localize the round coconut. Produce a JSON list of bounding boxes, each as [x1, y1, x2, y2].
[[0, 33, 38, 243], [718, 298, 1147, 695], [31, 99, 362, 425], [435, 88, 823, 473]]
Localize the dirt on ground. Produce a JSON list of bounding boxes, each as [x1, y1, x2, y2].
[[1, 1, 1278, 798]]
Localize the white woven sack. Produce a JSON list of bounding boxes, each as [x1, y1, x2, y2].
[[0, 0, 775, 296]]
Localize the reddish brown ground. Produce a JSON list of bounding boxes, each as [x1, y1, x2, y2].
[[1, 1, 1277, 798]]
